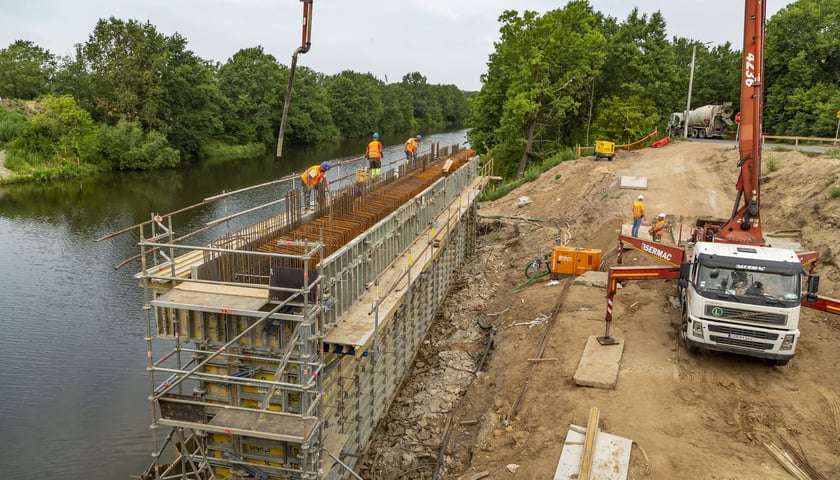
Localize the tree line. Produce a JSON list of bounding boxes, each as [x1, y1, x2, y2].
[[2, 0, 838, 183], [0, 17, 470, 179], [468, 0, 840, 179]]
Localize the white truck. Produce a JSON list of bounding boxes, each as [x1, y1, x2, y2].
[[678, 242, 804, 365], [669, 103, 734, 139]]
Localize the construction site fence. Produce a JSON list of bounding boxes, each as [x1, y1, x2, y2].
[[576, 128, 659, 157]]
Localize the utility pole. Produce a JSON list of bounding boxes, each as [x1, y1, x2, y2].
[[684, 45, 697, 139]]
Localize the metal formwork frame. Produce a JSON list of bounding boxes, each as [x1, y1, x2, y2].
[[132, 147, 484, 480]]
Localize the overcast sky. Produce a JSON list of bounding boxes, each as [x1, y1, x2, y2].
[[1, 0, 792, 92]]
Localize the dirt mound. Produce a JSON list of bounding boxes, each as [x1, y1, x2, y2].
[[359, 141, 840, 480]]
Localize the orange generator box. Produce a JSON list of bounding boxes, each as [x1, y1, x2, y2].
[[550, 246, 602, 276]]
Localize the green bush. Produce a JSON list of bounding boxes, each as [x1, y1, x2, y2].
[[97, 120, 180, 170], [766, 156, 779, 172], [0, 109, 27, 145], [831, 187, 840, 199]]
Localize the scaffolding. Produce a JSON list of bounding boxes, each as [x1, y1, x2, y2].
[[129, 146, 490, 479]]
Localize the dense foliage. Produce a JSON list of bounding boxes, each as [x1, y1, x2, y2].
[[2, 0, 839, 182], [468, 0, 840, 178], [0, 17, 470, 180]]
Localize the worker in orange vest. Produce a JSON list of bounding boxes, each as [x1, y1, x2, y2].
[[651, 213, 667, 242], [300, 161, 331, 209], [631, 195, 645, 237], [404, 134, 421, 162], [366, 132, 383, 176]]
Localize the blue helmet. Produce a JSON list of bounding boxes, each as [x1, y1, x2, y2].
[[321, 161, 331, 171], [415, 135, 422, 141], [373, 132, 379, 139]]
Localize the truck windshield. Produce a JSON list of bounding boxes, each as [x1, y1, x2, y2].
[[695, 265, 800, 306]]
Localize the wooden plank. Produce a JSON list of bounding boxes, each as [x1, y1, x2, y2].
[[578, 406, 600, 480], [153, 282, 269, 313]]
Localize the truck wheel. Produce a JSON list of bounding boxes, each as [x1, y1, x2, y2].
[[699, 130, 706, 139], [681, 311, 700, 353]]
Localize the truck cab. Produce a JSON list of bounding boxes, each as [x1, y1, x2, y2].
[[679, 242, 802, 365]]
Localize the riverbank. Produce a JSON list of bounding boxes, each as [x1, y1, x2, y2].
[[0, 149, 16, 180]]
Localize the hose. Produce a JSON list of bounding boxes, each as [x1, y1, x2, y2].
[[514, 260, 551, 292]]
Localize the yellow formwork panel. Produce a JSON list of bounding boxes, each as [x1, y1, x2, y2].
[[210, 433, 232, 445], [212, 466, 232, 478]]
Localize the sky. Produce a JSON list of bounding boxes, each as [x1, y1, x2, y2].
[[0, 0, 793, 92]]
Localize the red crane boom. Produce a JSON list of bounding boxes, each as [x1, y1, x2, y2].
[[716, 0, 766, 245]]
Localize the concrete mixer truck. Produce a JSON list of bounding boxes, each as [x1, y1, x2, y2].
[[668, 103, 735, 139]]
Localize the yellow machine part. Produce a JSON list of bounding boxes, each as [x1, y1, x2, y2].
[[594, 141, 615, 155], [550, 246, 602, 276]]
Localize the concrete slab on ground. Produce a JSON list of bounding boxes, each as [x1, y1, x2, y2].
[[573, 271, 607, 289], [573, 335, 624, 389], [764, 233, 802, 251], [619, 176, 647, 190], [553, 424, 632, 480]]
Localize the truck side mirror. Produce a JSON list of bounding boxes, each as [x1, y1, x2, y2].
[[679, 262, 691, 288], [806, 274, 820, 302]]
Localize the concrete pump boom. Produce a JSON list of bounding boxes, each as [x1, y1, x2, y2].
[[716, 0, 766, 245], [276, 0, 314, 158]]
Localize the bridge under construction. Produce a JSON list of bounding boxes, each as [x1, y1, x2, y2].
[[119, 144, 487, 479]]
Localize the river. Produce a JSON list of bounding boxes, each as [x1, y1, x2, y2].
[[0, 130, 468, 480]]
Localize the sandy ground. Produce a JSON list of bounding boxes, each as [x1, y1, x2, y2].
[[359, 141, 840, 479]]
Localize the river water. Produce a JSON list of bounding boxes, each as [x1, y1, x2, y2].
[[0, 130, 468, 480]]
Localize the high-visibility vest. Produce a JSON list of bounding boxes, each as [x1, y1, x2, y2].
[[632, 200, 644, 218], [654, 219, 667, 235], [404, 138, 417, 153], [367, 140, 383, 159], [301, 165, 325, 188]]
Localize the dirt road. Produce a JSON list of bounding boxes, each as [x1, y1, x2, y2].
[[360, 141, 840, 480]]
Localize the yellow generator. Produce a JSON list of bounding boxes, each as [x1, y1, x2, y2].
[[550, 246, 602, 276], [593, 140, 615, 161]]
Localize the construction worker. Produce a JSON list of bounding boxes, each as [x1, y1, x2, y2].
[[651, 213, 667, 242], [404, 134, 421, 162], [631, 194, 645, 237], [300, 161, 331, 209], [366, 132, 383, 177]]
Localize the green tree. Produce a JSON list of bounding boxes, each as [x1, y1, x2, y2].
[[217, 46, 284, 145], [380, 83, 414, 133], [12, 94, 98, 166], [280, 67, 337, 144], [765, 0, 840, 137], [598, 8, 677, 131], [160, 34, 223, 157], [0, 40, 55, 99], [468, 2, 607, 178], [96, 119, 180, 170], [325, 71, 384, 138], [591, 95, 659, 143], [78, 18, 169, 130]]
